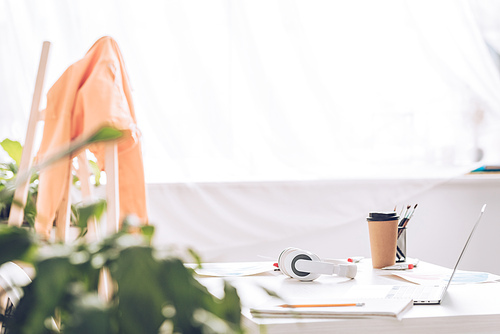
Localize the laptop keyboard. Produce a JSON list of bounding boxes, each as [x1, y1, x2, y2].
[[387, 285, 442, 300]]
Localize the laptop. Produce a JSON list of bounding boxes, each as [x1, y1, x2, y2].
[[346, 204, 487, 305]]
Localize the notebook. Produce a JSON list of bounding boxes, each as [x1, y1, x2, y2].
[[250, 298, 413, 320], [346, 204, 486, 305]]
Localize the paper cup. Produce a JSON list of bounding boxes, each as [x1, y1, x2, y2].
[[367, 212, 399, 268]]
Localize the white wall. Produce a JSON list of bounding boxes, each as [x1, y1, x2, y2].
[[405, 175, 500, 275], [148, 175, 500, 275]]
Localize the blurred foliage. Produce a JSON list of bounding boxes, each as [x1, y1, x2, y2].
[[0, 217, 242, 334], [0, 218, 242, 333], [0, 127, 243, 333], [0, 138, 38, 227], [0, 127, 119, 226]]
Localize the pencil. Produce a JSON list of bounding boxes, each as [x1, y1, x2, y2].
[[279, 303, 365, 308]]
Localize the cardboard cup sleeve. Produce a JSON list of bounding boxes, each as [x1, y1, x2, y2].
[[367, 218, 399, 268]]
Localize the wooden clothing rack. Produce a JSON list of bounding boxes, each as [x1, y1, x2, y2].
[[8, 41, 120, 241], [3, 42, 119, 317]]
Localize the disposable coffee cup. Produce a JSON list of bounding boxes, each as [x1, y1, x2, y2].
[[367, 212, 399, 268]]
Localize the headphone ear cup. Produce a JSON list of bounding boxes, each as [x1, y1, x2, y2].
[[277, 247, 298, 278], [332, 263, 358, 279], [277, 247, 297, 278], [278, 248, 321, 281]]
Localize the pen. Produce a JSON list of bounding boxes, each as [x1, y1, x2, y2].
[[279, 303, 365, 308], [347, 256, 364, 263], [381, 263, 417, 270]]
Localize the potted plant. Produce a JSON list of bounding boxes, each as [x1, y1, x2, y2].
[[0, 139, 38, 226], [0, 128, 243, 334]]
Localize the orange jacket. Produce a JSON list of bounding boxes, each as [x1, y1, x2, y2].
[[35, 36, 148, 238]]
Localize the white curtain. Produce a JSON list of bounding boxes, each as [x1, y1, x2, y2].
[[2, 0, 500, 183], [2, 0, 500, 260], [470, 0, 500, 55]]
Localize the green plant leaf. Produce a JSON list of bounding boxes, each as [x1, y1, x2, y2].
[[156, 257, 243, 333], [112, 246, 165, 334], [220, 282, 242, 327], [258, 285, 281, 299], [14, 257, 74, 334], [158, 257, 203, 332], [75, 200, 107, 233], [87, 127, 123, 144], [140, 225, 155, 243], [30, 127, 124, 180], [88, 160, 101, 186], [64, 293, 114, 334], [1, 161, 18, 176], [1, 139, 23, 166], [0, 226, 37, 265], [187, 248, 203, 269], [196, 281, 242, 333]]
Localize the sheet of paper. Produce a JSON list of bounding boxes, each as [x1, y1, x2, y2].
[[393, 270, 500, 285], [187, 262, 275, 277]]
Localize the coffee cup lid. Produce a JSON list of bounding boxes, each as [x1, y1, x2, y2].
[[367, 212, 399, 221]]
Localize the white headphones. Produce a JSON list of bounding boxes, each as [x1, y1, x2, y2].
[[277, 247, 357, 281]]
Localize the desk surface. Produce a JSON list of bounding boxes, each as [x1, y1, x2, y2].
[[198, 260, 500, 334]]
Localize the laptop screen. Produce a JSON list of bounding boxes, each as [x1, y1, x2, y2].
[[441, 204, 486, 297]]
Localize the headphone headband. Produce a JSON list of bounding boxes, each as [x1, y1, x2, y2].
[[278, 247, 357, 281]]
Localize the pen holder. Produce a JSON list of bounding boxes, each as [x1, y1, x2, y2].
[[396, 227, 406, 263]]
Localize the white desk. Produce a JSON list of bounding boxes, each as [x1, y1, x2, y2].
[[199, 260, 500, 334]]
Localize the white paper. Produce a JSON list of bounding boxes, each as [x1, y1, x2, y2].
[[187, 262, 275, 277], [393, 270, 500, 285]]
